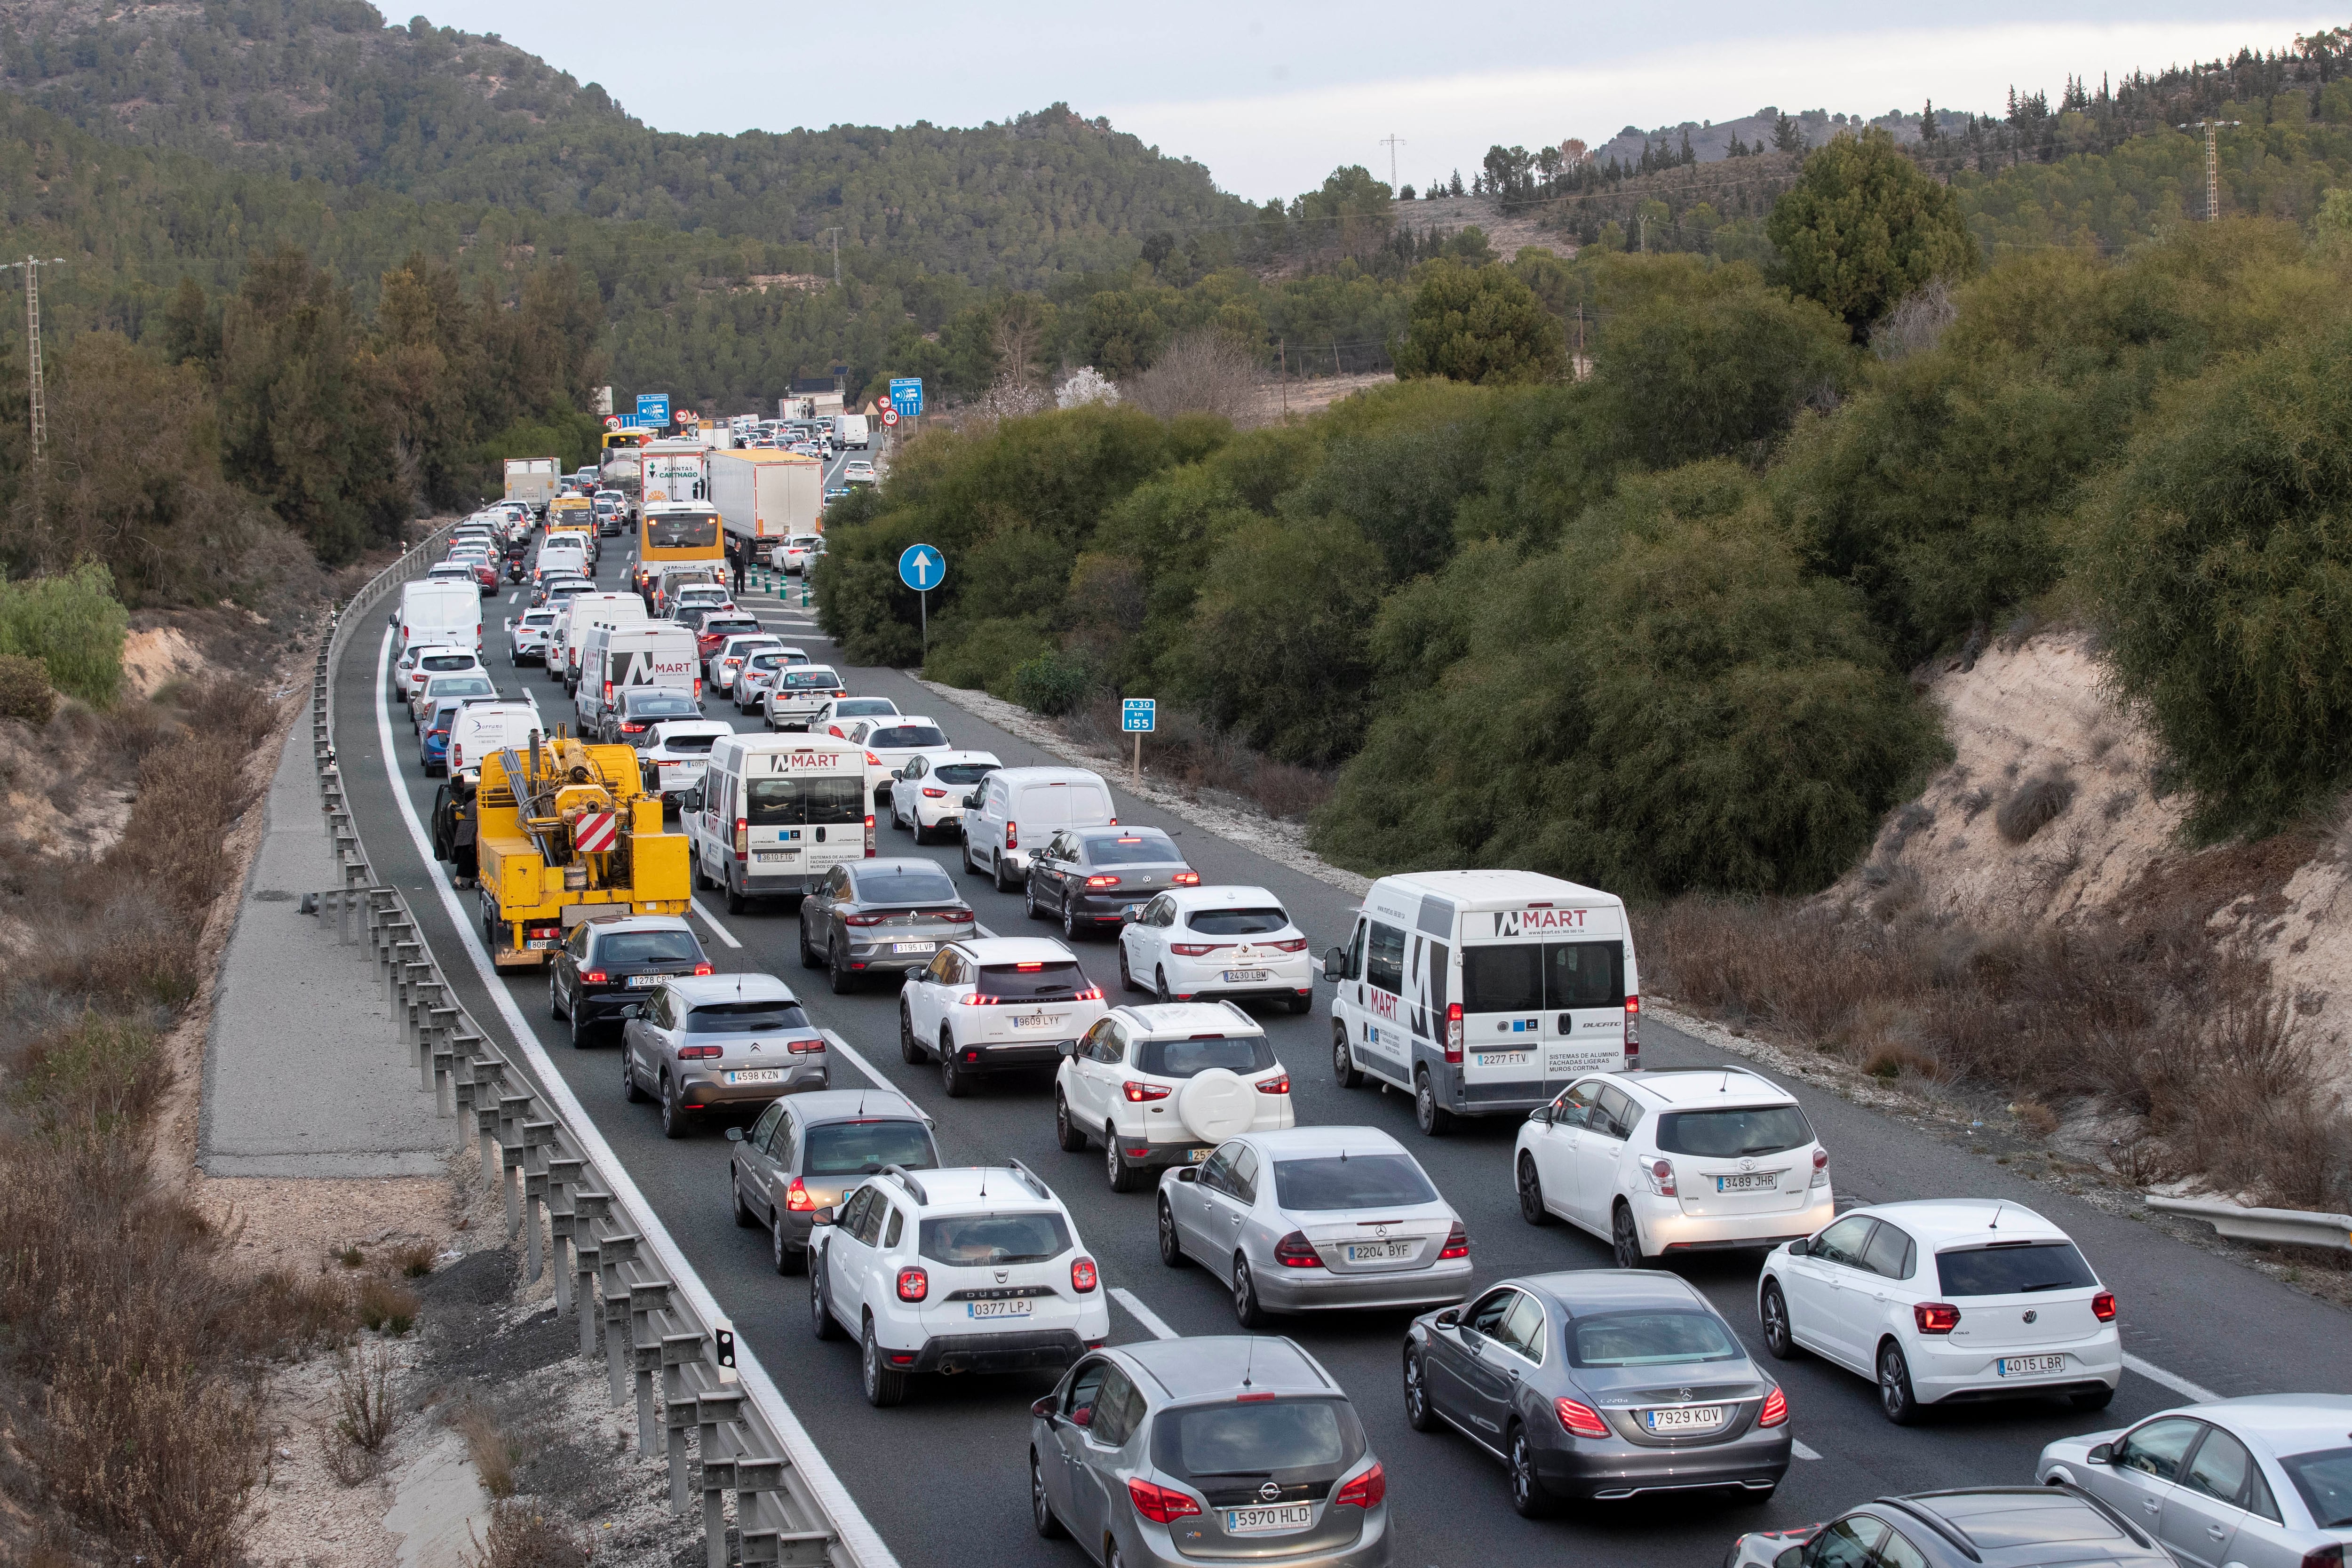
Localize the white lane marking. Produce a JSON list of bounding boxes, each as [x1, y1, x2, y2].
[[818, 1029, 893, 1093], [1791, 1440, 1822, 1460], [369, 630, 904, 1568], [1110, 1287, 1177, 1341], [689, 898, 743, 949], [2124, 1353, 2220, 1404]]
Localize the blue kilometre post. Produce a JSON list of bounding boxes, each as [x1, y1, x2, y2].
[[1121, 697, 1155, 788], [898, 543, 947, 659]]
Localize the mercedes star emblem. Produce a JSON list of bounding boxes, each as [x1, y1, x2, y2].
[[1257, 1481, 1283, 1503]]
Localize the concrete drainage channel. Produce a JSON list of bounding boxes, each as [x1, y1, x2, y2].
[[312, 528, 891, 1568]]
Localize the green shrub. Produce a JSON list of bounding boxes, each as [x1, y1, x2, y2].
[[0, 653, 54, 723], [924, 616, 1052, 692], [0, 563, 127, 708], [1009, 648, 1097, 716]]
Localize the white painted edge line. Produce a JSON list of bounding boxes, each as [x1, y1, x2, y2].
[[2123, 1352, 2221, 1405], [1110, 1287, 1178, 1342], [371, 629, 903, 1568], [689, 898, 743, 949], [1791, 1439, 1822, 1461]]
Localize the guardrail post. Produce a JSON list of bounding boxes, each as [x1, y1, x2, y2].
[[522, 1120, 556, 1283], [629, 1280, 673, 1455], [661, 1330, 707, 1511], [497, 1093, 531, 1236], [598, 1231, 640, 1403], [423, 1003, 458, 1093], [432, 1031, 460, 1117], [547, 1155, 584, 1314], [694, 1391, 746, 1567]]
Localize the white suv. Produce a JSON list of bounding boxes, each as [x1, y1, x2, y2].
[[1757, 1198, 2122, 1424], [1117, 884, 1313, 1012], [808, 1162, 1110, 1408], [1513, 1067, 1833, 1267], [898, 937, 1107, 1097], [1054, 1003, 1296, 1192], [507, 608, 559, 665]]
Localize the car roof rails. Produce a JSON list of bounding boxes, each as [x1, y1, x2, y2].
[[1005, 1159, 1051, 1201], [880, 1165, 929, 1206]]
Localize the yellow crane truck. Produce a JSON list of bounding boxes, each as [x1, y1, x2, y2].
[[471, 734, 691, 967]]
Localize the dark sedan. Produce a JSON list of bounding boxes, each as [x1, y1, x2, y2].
[[604, 687, 701, 745], [795, 859, 977, 993], [549, 914, 713, 1047], [1024, 827, 1197, 937], [1404, 1269, 1790, 1516]]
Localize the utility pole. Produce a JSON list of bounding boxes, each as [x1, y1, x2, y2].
[[1278, 339, 1287, 415], [1380, 133, 1406, 193], [3, 256, 65, 469], [2178, 121, 2239, 221], [820, 226, 842, 288]]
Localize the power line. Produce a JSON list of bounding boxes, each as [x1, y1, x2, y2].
[[1379, 134, 1406, 194], [1, 256, 65, 469]]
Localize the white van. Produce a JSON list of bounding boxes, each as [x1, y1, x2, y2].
[[446, 700, 545, 777], [1325, 869, 1639, 1136], [394, 579, 482, 656], [578, 623, 699, 735], [683, 734, 870, 912], [536, 535, 588, 583], [556, 592, 645, 694], [959, 766, 1113, 893]]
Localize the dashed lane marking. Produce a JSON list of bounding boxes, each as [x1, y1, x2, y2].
[[689, 898, 743, 949], [2124, 1353, 2220, 1404], [1110, 1288, 1178, 1341], [1791, 1440, 1822, 1460]]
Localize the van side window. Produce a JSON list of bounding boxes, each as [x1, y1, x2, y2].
[[1346, 920, 1367, 981], [1365, 922, 1406, 994]]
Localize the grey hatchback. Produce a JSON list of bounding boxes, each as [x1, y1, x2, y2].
[[796, 858, 976, 993], [726, 1088, 938, 1274], [1726, 1487, 2174, 1568], [1406, 1269, 1788, 1516], [1029, 1336, 1390, 1568]]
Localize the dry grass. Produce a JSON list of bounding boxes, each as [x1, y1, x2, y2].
[[453, 1402, 520, 1499], [390, 1239, 437, 1278], [323, 1342, 402, 1485], [1996, 768, 2077, 843], [357, 1276, 421, 1335], [469, 1500, 588, 1568]]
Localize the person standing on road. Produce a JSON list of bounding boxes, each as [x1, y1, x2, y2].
[[732, 549, 747, 596]]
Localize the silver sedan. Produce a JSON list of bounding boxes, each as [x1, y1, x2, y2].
[[2039, 1394, 2352, 1568], [1155, 1125, 1473, 1327]]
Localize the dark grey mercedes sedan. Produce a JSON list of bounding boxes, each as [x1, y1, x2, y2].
[[1402, 1269, 1790, 1517]]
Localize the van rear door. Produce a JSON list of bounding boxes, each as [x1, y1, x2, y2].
[[1459, 906, 1628, 1100], [740, 749, 868, 879]]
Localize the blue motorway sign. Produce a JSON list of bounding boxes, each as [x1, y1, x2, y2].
[[636, 392, 671, 426], [898, 543, 946, 592], [1121, 698, 1156, 733], [889, 377, 925, 418]]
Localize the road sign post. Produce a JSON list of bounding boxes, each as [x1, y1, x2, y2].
[[898, 543, 947, 661], [1121, 698, 1155, 788]]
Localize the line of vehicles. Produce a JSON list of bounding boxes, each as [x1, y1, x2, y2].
[[396, 523, 2352, 1568]]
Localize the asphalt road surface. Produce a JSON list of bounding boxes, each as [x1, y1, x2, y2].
[[336, 534, 2352, 1568]]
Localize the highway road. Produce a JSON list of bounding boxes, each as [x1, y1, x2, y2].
[[338, 530, 2352, 1568]]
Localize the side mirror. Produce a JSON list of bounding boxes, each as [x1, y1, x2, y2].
[[1057, 1040, 1077, 1057], [1174, 1167, 1198, 1184], [2087, 1443, 2114, 1465], [1434, 1308, 1460, 1329], [682, 790, 704, 813], [1786, 1237, 1810, 1258], [1527, 1105, 1553, 1125], [962, 791, 982, 810], [724, 1126, 744, 1142], [809, 1207, 835, 1227], [619, 1004, 643, 1021], [1322, 948, 1346, 982], [1031, 1395, 1058, 1420]]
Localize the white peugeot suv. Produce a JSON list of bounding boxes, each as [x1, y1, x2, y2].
[[808, 1162, 1110, 1408], [1053, 1003, 1296, 1192], [898, 937, 1108, 1097], [1514, 1067, 1834, 1268]]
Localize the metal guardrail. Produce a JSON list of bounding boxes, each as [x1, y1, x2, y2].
[[310, 525, 866, 1567], [2146, 1195, 2352, 1252]]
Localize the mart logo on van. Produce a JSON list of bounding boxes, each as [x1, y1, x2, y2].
[[1492, 908, 1588, 937], [764, 751, 854, 772]]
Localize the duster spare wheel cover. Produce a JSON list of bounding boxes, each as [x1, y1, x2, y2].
[[1178, 1068, 1254, 1142]]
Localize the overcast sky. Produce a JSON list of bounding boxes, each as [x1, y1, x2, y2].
[[422, 2, 2331, 199]]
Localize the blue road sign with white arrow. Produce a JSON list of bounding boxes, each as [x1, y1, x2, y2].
[[898, 544, 946, 591]]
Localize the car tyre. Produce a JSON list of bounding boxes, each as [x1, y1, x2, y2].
[[621, 1047, 647, 1103], [659, 1073, 689, 1139], [1414, 1069, 1454, 1136], [1610, 1201, 1651, 1268], [1516, 1154, 1550, 1226], [827, 939, 855, 995], [860, 1319, 907, 1409], [1023, 877, 1044, 922], [1105, 1124, 1144, 1193], [993, 851, 1016, 895], [1286, 993, 1312, 1015], [798, 915, 822, 969], [550, 971, 566, 1021], [1402, 1347, 1436, 1431], [568, 1000, 588, 1050], [1231, 1254, 1268, 1329], [2068, 1385, 2116, 1412], [1877, 1340, 1921, 1425], [1055, 1090, 1087, 1152], [1030, 1449, 1066, 1540], [771, 1213, 801, 1276], [939, 1031, 970, 1098], [899, 1001, 925, 1065], [807, 1253, 841, 1340], [1157, 1197, 1189, 1267], [1118, 942, 1145, 994], [731, 1167, 755, 1228], [724, 876, 747, 915], [1508, 1425, 1551, 1518], [961, 838, 978, 876], [1332, 1025, 1364, 1089], [1061, 898, 1080, 941], [1155, 968, 1174, 1005], [1759, 1281, 1796, 1360]]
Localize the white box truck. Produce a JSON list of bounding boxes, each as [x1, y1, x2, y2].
[[639, 440, 711, 505], [708, 450, 825, 552], [503, 457, 558, 518]]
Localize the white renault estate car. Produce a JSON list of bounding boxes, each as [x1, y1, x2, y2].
[[1757, 1198, 2121, 1424], [808, 1162, 1109, 1408], [1117, 884, 1314, 1013], [898, 937, 1108, 1097], [1514, 1067, 1834, 1267], [1053, 1003, 1296, 1191]]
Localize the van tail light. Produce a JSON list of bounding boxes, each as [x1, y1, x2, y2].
[[784, 1178, 814, 1211], [1625, 994, 1640, 1064], [1005, 821, 1017, 852], [1123, 1082, 1171, 1102], [694, 677, 702, 699], [1758, 1387, 1788, 1427], [733, 818, 748, 857], [895, 1267, 928, 1303], [2092, 1291, 2117, 1322], [1811, 1147, 1830, 1188], [1071, 1256, 1098, 1293], [581, 971, 608, 984], [864, 815, 876, 856], [1255, 1075, 1290, 1095], [1914, 1302, 1962, 1335], [1272, 1232, 1323, 1268], [604, 681, 613, 702], [677, 1045, 721, 1060], [1126, 1478, 1200, 1525], [1445, 1002, 1463, 1064], [1333, 1462, 1385, 1510], [1171, 871, 1200, 885], [1556, 1398, 1611, 1439], [1647, 1158, 1677, 1197], [1438, 1222, 1469, 1260], [1084, 874, 1121, 888]]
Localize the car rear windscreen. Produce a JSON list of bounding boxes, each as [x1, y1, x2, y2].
[[933, 764, 996, 785], [747, 776, 864, 827], [1568, 1310, 1742, 1368], [779, 669, 840, 690], [1187, 907, 1289, 936], [1081, 834, 1181, 866], [1461, 940, 1624, 1013], [1654, 1106, 1815, 1158], [626, 693, 698, 715], [803, 1120, 937, 1178], [1133, 1035, 1277, 1079], [430, 677, 495, 697], [596, 931, 702, 967], [1272, 1154, 1438, 1211], [421, 655, 475, 671], [707, 621, 761, 638], [918, 1212, 1071, 1266], [853, 869, 959, 905], [2279, 1447, 2352, 1528], [975, 962, 1089, 1000], [685, 999, 813, 1034], [659, 732, 719, 754], [1155, 1401, 1357, 1480], [1934, 1240, 2098, 1297], [867, 725, 947, 748], [836, 699, 896, 716]]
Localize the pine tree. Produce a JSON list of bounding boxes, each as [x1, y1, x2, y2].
[[1919, 100, 1940, 141], [1772, 112, 1804, 154]]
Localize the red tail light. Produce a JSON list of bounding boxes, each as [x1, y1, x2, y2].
[[1071, 1256, 1098, 1293], [864, 750, 881, 766], [1171, 871, 1200, 885], [1272, 1232, 1323, 1268], [1758, 1386, 1788, 1427], [1438, 1222, 1469, 1260], [1556, 1398, 1611, 1438], [1811, 1147, 1829, 1186], [1123, 1082, 1171, 1102], [2092, 1291, 2117, 1322], [937, 908, 976, 922], [581, 971, 608, 984], [1648, 1157, 1677, 1197], [1255, 1075, 1290, 1095], [620, 722, 646, 733], [1072, 985, 1104, 1002], [787, 1036, 823, 1054], [733, 817, 748, 857], [784, 1178, 814, 1211], [1126, 1478, 1200, 1525], [1170, 943, 1218, 956], [1914, 1302, 1961, 1334], [895, 1267, 928, 1303], [843, 913, 885, 926], [692, 963, 714, 975], [2296, 1545, 2343, 1568], [1268, 938, 1308, 952], [921, 787, 947, 798], [1625, 993, 1641, 1059], [1333, 1462, 1385, 1510], [1084, 874, 1121, 888], [864, 815, 875, 856], [678, 1045, 721, 1060], [1445, 1001, 1463, 1064], [1005, 821, 1018, 851], [604, 681, 613, 701]]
